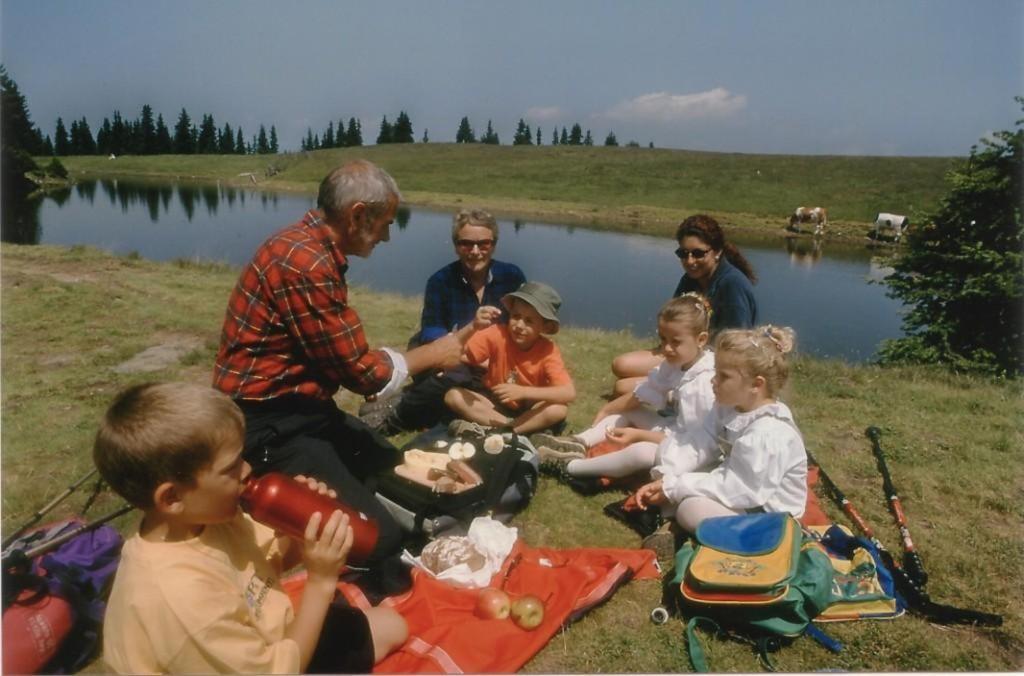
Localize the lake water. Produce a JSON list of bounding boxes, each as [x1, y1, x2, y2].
[[18, 178, 905, 362]]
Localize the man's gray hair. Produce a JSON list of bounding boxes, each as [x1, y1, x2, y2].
[[451, 208, 499, 242], [317, 160, 402, 222]]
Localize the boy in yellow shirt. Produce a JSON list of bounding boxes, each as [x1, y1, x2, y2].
[[95, 382, 407, 673]]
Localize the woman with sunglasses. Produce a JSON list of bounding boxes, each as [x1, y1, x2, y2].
[[610, 214, 757, 395]]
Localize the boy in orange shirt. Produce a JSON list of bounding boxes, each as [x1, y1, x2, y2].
[[444, 281, 576, 434]]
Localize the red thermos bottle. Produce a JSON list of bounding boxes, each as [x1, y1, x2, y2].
[[240, 472, 379, 565]]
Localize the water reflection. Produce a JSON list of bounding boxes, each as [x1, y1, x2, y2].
[[13, 177, 906, 361], [785, 235, 823, 269]]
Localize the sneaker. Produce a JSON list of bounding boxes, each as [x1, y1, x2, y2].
[[358, 392, 402, 433], [530, 433, 585, 456], [447, 419, 488, 440], [641, 522, 678, 560], [604, 498, 663, 537]]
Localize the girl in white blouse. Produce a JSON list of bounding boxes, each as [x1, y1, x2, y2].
[[634, 325, 807, 532], [534, 294, 716, 481]]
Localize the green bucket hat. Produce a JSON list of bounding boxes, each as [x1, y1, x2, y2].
[[501, 281, 562, 334]]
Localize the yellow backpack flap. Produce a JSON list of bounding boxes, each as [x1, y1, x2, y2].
[[683, 513, 801, 602]]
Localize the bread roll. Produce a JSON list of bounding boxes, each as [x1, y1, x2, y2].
[[419, 536, 487, 574]]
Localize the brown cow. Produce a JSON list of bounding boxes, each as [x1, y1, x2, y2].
[[789, 206, 828, 236]]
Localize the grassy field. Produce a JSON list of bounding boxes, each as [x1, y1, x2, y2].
[[57, 144, 959, 240], [2, 244, 1020, 672]]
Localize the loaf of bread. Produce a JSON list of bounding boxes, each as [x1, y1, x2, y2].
[[419, 536, 487, 574]]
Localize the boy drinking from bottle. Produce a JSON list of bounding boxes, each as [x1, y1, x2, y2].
[[94, 382, 407, 673]]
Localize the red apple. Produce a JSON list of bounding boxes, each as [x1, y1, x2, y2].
[[474, 588, 511, 620], [510, 594, 545, 630]]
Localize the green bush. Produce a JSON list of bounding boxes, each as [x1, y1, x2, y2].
[[879, 97, 1023, 376], [45, 156, 68, 179]]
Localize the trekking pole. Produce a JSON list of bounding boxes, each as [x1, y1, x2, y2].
[[1, 504, 133, 571], [1, 469, 99, 551], [807, 450, 1002, 627], [865, 427, 927, 587]]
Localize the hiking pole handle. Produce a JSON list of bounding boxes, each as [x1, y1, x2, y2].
[[865, 427, 927, 587], [1, 469, 99, 551]]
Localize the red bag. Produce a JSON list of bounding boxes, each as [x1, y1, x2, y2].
[[284, 541, 659, 674]]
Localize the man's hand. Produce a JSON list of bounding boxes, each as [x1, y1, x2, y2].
[[634, 479, 667, 510], [491, 382, 525, 405], [431, 332, 464, 370]]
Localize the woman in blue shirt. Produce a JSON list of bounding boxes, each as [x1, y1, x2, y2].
[[611, 214, 757, 395]]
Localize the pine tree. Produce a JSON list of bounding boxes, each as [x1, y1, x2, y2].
[[69, 120, 80, 154], [269, 126, 278, 153], [583, 129, 593, 146], [455, 116, 476, 143], [43, 135, 54, 156], [512, 119, 531, 145], [569, 123, 583, 145], [197, 114, 218, 154], [393, 111, 414, 143], [256, 125, 270, 154], [155, 114, 172, 153], [376, 115, 393, 144], [77, 117, 96, 154], [560, 127, 568, 144], [312, 133, 320, 150], [54, 117, 69, 156], [303, 128, 314, 151], [323, 121, 335, 149], [879, 99, 1024, 376], [235, 127, 246, 154], [604, 131, 618, 147], [96, 118, 112, 155], [536, 127, 542, 145], [336, 119, 347, 147], [219, 122, 235, 154], [422, 128, 429, 143], [139, 105, 156, 154], [346, 118, 362, 146], [481, 120, 499, 145], [551, 128, 558, 145], [0, 66, 45, 156], [173, 108, 194, 154]]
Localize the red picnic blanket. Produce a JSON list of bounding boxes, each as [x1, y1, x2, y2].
[[283, 540, 659, 674]]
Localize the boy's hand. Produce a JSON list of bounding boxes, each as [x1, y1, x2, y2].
[[472, 305, 502, 331], [605, 426, 643, 445], [301, 510, 353, 583], [634, 480, 666, 510], [293, 474, 337, 500], [491, 382, 525, 405]]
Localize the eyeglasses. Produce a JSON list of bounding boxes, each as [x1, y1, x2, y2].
[[675, 247, 711, 260], [456, 238, 495, 251]]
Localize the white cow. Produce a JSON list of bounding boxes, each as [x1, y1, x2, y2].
[[872, 213, 910, 243], [789, 206, 828, 236]]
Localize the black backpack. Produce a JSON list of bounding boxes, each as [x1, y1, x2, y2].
[[373, 426, 539, 540]]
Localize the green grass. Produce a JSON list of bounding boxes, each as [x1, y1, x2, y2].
[[57, 144, 959, 240], [2, 244, 1020, 672]]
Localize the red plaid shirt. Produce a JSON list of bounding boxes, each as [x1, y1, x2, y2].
[[213, 210, 394, 401]]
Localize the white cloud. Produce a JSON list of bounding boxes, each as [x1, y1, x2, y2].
[[524, 106, 565, 122], [603, 88, 747, 123]]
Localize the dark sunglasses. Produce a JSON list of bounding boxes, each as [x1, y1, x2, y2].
[[456, 238, 495, 250], [675, 247, 711, 260]]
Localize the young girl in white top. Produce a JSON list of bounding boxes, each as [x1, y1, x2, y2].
[[534, 293, 716, 481], [634, 325, 807, 532]]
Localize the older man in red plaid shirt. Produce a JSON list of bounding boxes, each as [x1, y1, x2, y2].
[[213, 160, 464, 565]]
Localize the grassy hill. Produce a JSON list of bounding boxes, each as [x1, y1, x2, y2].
[[58, 144, 959, 240], [2, 244, 1019, 672]]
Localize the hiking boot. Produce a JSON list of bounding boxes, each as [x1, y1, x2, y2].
[[537, 444, 584, 480], [530, 433, 585, 456], [358, 392, 402, 434], [447, 419, 488, 440], [641, 521, 678, 561]]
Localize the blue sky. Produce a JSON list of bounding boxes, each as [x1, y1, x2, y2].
[[2, 0, 1020, 156]]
